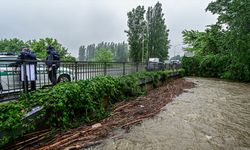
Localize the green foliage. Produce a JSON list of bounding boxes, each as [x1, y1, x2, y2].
[[182, 0, 250, 82], [0, 38, 27, 53], [206, 0, 250, 34], [146, 2, 170, 61], [181, 56, 201, 76], [182, 25, 225, 56], [126, 2, 170, 62], [96, 42, 128, 62], [125, 5, 146, 62], [78, 45, 86, 61], [0, 100, 39, 147], [63, 55, 76, 61], [94, 48, 113, 62], [86, 44, 96, 61], [27, 38, 75, 61], [80, 42, 128, 62], [115, 42, 129, 62], [0, 38, 75, 61], [182, 55, 250, 82], [221, 60, 250, 82]]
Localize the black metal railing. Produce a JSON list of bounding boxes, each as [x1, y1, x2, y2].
[[0, 60, 180, 101]]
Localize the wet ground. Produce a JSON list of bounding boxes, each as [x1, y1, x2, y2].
[[90, 78, 250, 150]]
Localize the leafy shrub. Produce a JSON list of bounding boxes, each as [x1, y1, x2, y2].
[[181, 56, 200, 76], [182, 54, 250, 82], [221, 61, 250, 81]]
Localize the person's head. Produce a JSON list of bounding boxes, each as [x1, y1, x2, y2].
[[47, 45, 54, 54], [47, 45, 54, 50]]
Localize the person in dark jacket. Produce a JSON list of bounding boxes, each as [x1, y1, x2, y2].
[[17, 47, 37, 92], [46, 45, 60, 85]]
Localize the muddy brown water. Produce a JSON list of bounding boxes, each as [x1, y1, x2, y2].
[[87, 78, 250, 150]]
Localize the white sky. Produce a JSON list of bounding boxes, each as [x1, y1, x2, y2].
[[0, 0, 217, 58]]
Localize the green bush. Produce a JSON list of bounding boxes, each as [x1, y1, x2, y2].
[[182, 54, 250, 82], [181, 56, 200, 76], [221, 61, 250, 81]]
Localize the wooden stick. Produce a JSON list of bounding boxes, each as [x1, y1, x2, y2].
[[19, 133, 48, 150], [46, 133, 72, 145], [113, 103, 130, 112], [13, 131, 49, 147], [39, 125, 102, 150], [39, 132, 81, 150], [57, 135, 96, 149], [22, 129, 50, 138]]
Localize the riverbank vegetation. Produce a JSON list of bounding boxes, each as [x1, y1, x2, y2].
[[182, 0, 250, 82]]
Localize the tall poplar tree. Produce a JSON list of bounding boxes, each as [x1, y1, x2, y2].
[[125, 6, 146, 62], [126, 2, 170, 62], [78, 45, 86, 61], [146, 2, 170, 61]]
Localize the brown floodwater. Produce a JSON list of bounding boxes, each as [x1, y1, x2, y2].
[[87, 78, 250, 150]]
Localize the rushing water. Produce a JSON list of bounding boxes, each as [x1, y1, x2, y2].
[[88, 78, 250, 150]]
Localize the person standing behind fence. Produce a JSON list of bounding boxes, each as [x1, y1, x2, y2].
[[46, 45, 60, 85], [17, 47, 37, 92]]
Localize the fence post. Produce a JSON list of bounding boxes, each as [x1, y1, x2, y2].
[[82, 63, 85, 80], [104, 62, 107, 75], [123, 62, 126, 75], [23, 61, 28, 94], [74, 61, 78, 81]]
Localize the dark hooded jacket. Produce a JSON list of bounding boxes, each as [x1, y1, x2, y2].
[[46, 47, 60, 68], [17, 50, 37, 65]]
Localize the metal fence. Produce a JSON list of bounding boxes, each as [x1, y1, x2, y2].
[[0, 60, 180, 102]]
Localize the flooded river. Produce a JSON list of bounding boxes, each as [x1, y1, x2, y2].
[[89, 78, 250, 150]]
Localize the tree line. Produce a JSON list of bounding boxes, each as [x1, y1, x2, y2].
[[78, 42, 128, 62], [0, 38, 76, 61], [182, 0, 250, 81]]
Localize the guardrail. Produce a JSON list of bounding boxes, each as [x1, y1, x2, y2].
[[0, 60, 179, 101]]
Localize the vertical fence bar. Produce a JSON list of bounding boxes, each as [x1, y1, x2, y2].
[[104, 62, 107, 75], [86, 63, 89, 79], [74, 61, 78, 81], [123, 62, 125, 75], [83, 63, 85, 80], [12, 67, 15, 92], [23, 61, 28, 94]]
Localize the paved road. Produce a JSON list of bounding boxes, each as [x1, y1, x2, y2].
[[90, 77, 250, 150]]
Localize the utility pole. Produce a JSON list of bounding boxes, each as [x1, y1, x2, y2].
[[142, 27, 144, 63], [146, 19, 149, 62]]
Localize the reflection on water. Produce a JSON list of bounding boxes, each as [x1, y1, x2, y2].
[[88, 78, 250, 150]]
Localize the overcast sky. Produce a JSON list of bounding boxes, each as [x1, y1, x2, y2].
[[0, 0, 217, 58]]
